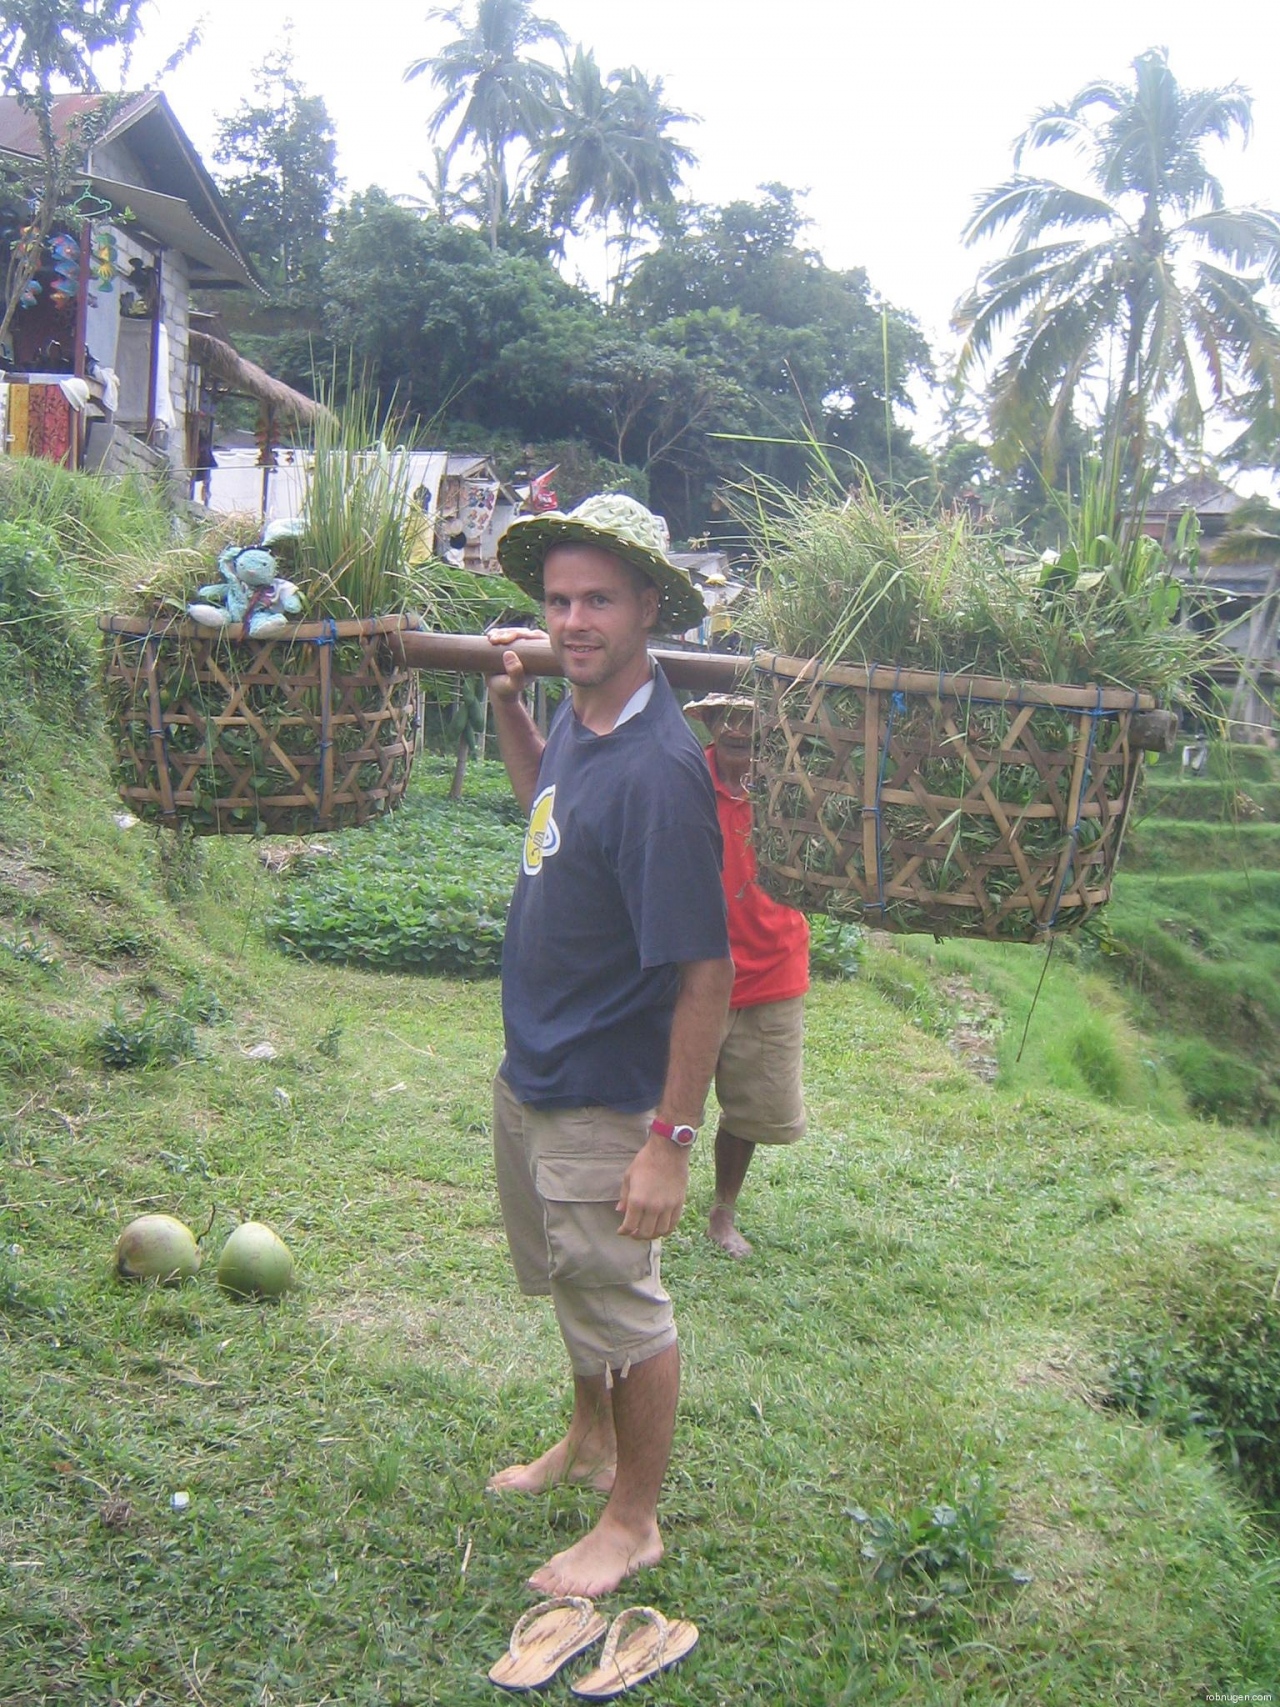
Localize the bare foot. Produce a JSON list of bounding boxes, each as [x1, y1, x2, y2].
[[487, 1433, 616, 1495], [527, 1513, 663, 1597], [708, 1205, 753, 1258]]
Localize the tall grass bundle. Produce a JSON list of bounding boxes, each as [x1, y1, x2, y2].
[[737, 474, 1215, 701]]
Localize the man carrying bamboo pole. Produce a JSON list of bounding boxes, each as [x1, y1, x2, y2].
[[483, 495, 733, 1599]]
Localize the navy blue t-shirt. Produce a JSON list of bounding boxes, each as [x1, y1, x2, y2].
[[501, 667, 729, 1111]]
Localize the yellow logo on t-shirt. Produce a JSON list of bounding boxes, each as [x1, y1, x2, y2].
[[522, 784, 561, 875]]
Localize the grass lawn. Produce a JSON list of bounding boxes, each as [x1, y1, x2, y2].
[[4, 747, 1280, 1705]]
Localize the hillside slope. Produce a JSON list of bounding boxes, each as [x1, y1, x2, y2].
[[2, 481, 1279, 1703]]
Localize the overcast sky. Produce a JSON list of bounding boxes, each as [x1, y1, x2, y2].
[[142, 0, 1280, 447]]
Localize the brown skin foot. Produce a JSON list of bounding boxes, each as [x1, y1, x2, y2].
[[527, 1514, 663, 1598], [487, 1433, 616, 1494], [708, 1204, 753, 1258]]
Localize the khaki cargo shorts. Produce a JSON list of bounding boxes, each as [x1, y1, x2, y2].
[[715, 995, 807, 1144], [492, 1072, 677, 1379]]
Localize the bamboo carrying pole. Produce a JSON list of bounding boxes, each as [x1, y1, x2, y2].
[[387, 632, 1180, 751], [390, 629, 749, 692]]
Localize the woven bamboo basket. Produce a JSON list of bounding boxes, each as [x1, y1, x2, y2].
[[99, 614, 421, 835], [751, 651, 1157, 942]]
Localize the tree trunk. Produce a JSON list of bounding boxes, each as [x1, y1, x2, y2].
[[1227, 564, 1280, 746]]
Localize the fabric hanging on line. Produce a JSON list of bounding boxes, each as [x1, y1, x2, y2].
[[6, 381, 30, 454], [153, 324, 176, 428], [26, 385, 74, 465]]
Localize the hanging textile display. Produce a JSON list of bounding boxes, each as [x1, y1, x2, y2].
[[6, 382, 30, 454], [26, 384, 74, 464]]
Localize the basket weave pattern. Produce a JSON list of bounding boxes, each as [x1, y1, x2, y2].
[[752, 652, 1152, 942], [100, 615, 420, 835]]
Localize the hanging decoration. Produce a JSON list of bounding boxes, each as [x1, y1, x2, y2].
[[49, 233, 81, 308], [91, 229, 118, 291]]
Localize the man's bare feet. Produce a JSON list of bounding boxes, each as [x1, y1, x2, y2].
[[527, 1513, 663, 1597], [708, 1204, 753, 1258], [487, 1432, 616, 1494]]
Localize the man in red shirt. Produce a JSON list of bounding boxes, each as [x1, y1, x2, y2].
[[685, 695, 810, 1257]]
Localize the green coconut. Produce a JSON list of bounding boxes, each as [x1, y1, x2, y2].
[[217, 1221, 294, 1299], [115, 1214, 202, 1284]]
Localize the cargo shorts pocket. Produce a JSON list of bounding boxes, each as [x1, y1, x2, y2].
[[534, 1154, 656, 1290]]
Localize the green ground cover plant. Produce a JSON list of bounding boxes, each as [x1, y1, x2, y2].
[[264, 761, 522, 975]]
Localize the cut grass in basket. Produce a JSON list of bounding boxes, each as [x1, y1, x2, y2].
[[732, 451, 1229, 939], [299, 377, 445, 623], [735, 462, 1221, 701]]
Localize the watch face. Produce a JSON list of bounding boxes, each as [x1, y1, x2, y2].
[[670, 1125, 697, 1147]]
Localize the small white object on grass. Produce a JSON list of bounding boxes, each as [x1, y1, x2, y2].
[[170, 1491, 190, 1511], [243, 1042, 278, 1061]]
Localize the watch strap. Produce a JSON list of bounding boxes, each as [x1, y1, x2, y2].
[[650, 1117, 698, 1147]]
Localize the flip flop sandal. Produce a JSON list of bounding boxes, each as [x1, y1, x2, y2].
[[569, 1605, 699, 1699], [488, 1595, 607, 1692]]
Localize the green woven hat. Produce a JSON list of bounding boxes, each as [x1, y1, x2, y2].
[[497, 493, 707, 634]]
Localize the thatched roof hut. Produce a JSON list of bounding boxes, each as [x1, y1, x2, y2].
[[189, 330, 330, 425]]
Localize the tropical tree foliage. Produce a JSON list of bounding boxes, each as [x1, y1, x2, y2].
[[0, 0, 151, 349], [405, 3, 696, 273], [529, 50, 695, 295], [214, 41, 340, 306], [955, 48, 1280, 483], [405, 0, 566, 252], [318, 183, 928, 539], [626, 186, 931, 509]]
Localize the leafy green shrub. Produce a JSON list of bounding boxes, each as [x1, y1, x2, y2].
[[265, 786, 521, 976], [1104, 1244, 1280, 1509], [808, 916, 864, 979], [850, 1471, 1030, 1623]]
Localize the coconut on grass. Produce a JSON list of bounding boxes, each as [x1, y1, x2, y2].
[[115, 1214, 202, 1284], [216, 1221, 294, 1299]]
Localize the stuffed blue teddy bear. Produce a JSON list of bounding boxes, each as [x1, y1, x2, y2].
[[188, 546, 304, 637]]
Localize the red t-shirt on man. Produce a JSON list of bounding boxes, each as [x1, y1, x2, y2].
[[706, 746, 810, 1010]]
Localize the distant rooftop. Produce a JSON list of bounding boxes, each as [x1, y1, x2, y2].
[[1146, 474, 1245, 517]]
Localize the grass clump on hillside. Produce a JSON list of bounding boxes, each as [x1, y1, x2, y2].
[[1101, 871, 1280, 1125], [1104, 1243, 1280, 1511], [0, 517, 96, 771]]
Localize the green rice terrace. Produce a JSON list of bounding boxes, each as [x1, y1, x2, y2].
[[3, 470, 1280, 1704]]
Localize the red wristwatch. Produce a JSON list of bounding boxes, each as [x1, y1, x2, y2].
[[650, 1117, 698, 1148]]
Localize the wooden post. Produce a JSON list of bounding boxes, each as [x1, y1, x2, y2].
[[145, 251, 162, 440]]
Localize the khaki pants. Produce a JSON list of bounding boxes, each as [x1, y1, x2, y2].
[[715, 995, 807, 1145], [492, 1072, 677, 1378]]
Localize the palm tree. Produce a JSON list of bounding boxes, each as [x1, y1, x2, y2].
[[1209, 498, 1280, 744], [955, 49, 1280, 483], [405, 0, 566, 252], [531, 50, 696, 300], [605, 68, 696, 298]]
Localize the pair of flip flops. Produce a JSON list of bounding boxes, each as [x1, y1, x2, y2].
[[488, 1596, 698, 1696]]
